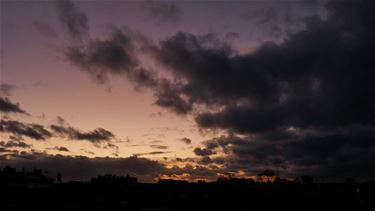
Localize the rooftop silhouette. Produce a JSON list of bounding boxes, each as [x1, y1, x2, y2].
[[1, 166, 374, 210]]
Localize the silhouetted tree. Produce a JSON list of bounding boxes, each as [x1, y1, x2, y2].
[[301, 175, 314, 185], [57, 173, 62, 183]]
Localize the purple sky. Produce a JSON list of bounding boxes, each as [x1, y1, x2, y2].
[[1, 0, 374, 182]]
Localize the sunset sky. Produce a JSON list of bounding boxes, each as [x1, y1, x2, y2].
[[1, 0, 374, 182]]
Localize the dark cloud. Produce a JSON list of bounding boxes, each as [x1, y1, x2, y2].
[[150, 144, 168, 150], [71, 128, 114, 142], [197, 156, 211, 165], [194, 147, 216, 157], [0, 138, 32, 149], [145, 0, 373, 131], [58, 0, 375, 124], [50, 124, 115, 145], [168, 0, 373, 177], [0, 152, 164, 182], [141, 0, 181, 24], [57, 0, 89, 41], [153, 80, 192, 114], [0, 147, 18, 154], [191, 10, 374, 134], [0, 83, 15, 97], [0, 97, 28, 114], [50, 146, 70, 152], [56, 116, 66, 125], [196, 128, 375, 177], [63, 29, 191, 114], [1, 151, 225, 182], [134, 151, 171, 156], [240, 0, 326, 40], [151, 31, 282, 110], [65, 27, 141, 84], [56, 1, 192, 114], [0, 120, 52, 140], [196, 106, 285, 134], [208, 156, 226, 165], [180, 137, 192, 144], [81, 148, 95, 155], [33, 20, 58, 38], [1, 117, 116, 147], [106, 142, 119, 150], [58, 0, 375, 178]]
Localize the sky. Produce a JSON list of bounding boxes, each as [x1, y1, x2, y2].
[[0, 0, 374, 182]]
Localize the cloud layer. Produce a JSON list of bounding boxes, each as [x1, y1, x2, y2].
[[16, 0, 374, 179], [0, 151, 223, 182]]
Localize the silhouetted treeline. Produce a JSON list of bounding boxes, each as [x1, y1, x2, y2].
[[1, 166, 374, 211]]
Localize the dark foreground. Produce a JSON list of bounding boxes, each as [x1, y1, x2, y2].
[[2, 180, 375, 211]]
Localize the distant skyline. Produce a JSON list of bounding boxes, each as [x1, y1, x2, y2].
[[1, 0, 374, 182]]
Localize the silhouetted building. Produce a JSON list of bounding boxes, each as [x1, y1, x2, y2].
[[1, 166, 374, 211], [217, 177, 255, 185], [0, 166, 55, 187], [301, 175, 314, 185], [91, 174, 137, 186], [57, 173, 62, 183], [157, 179, 189, 185], [2, 166, 16, 174], [345, 177, 356, 184]]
